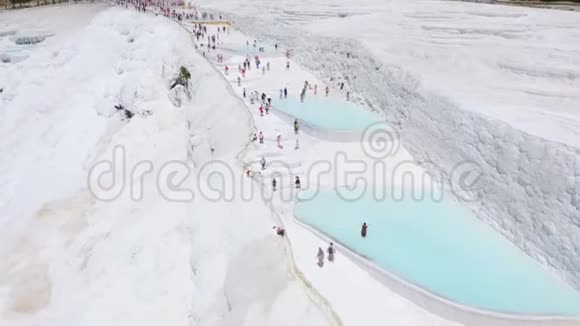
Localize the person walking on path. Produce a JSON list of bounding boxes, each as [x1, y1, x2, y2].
[[276, 226, 285, 237], [327, 243, 335, 262], [361, 222, 368, 238], [316, 248, 325, 268], [259, 131, 264, 144], [277, 134, 283, 149], [295, 176, 301, 189], [294, 119, 299, 134]]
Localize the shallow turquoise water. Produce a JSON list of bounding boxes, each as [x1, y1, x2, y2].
[[223, 43, 262, 55], [275, 97, 380, 130], [295, 190, 580, 315]]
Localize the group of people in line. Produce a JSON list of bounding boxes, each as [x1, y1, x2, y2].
[[121, 0, 222, 21]]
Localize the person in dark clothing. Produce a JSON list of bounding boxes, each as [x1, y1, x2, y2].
[[327, 243, 335, 262], [276, 226, 285, 237], [361, 222, 368, 238]]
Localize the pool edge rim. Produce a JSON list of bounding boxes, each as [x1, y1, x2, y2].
[[292, 207, 580, 326]]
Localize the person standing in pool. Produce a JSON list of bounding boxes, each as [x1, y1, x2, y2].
[[361, 222, 368, 238]]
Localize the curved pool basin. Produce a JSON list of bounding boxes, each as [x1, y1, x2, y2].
[[294, 190, 580, 316], [274, 97, 380, 131]]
